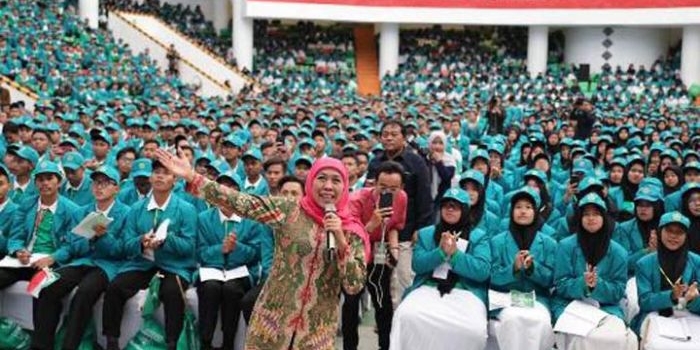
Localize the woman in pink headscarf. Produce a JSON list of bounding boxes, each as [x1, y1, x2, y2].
[[154, 149, 369, 350]]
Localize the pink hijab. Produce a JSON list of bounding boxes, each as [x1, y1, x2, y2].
[[299, 158, 371, 263]]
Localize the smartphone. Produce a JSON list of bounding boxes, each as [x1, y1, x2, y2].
[[570, 173, 581, 186], [379, 191, 393, 210]]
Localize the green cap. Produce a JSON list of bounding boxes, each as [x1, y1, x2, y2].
[[440, 188, 470, 206], [61, 152, 85, 170], [659, 211, 690, 231], [91, 165, 120, 184], [578, 193, 607, 211], [511, 186, 541, 209], [32, 161, 63, 180]]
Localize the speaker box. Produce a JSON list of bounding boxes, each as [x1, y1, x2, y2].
[[578, 64, 591, 82]]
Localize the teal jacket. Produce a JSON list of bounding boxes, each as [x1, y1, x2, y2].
[[0, 199, 19, 256], [9, 182, 38, 204], [636, 252, 700, 327], [60, 176, 94, 207], [196, 208, 268, 285], [612, 219, 652, 276], [259, 227, 274, 283], [475, 210, 501, 240], [7, 195, 80, 265], [552, 235, 628, 321], [490, 230, 558, 310], [408, 226, 491, 304], [663, 190, 682, 212], [242, 177, 270, 197], [65, 201, 131, 280], [117, 182, 148, 206], [119, 195, 198, 282]]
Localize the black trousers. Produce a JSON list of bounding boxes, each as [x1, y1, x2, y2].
[[31, 266, 108, 350], [341, 263, 394, 350], [0, 267, 36, 289], [102, 269, 189, 346], [241, 282, 264, 324], [197, 277, 250, 349]]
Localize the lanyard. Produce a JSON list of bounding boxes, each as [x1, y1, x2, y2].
[[152, 209, 161, 231], [659, 266, 682, 288]]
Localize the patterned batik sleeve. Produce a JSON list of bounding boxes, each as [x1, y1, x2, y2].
[[187, 173, 293, 227], [339, 233, 367, 295]]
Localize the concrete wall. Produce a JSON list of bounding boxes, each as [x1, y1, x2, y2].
[[1, 79, 36, 111], [564, 26, 671, 72], [161, 0, 231, 32]]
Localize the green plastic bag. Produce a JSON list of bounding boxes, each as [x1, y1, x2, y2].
[[54, 317, 96, 350], [124, 317, 167, 350], [142, 274, 163, 318], [124, 273, 167, 350], [0, 317, 30, 350], [176, 310, 199, 350]]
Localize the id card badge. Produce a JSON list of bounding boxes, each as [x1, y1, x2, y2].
[[374, 242, 387, 265], [510, 290, 536, 308], [456, 238, 469, 252], [581, 297, 601, 308], [432, 262, 450, 279]]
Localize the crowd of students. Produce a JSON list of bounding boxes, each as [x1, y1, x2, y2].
[[1, 1, 700, 350]]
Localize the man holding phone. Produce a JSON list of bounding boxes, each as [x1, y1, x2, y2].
[[343, 161, 407, 350]]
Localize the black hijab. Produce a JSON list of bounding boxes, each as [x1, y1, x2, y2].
[[621, 159, 644, 202], [657, 223, 689, 317], [662, 165, 684, 195], [465, 180, 486, 229], [576, 203, 613, 267], [432, 198, 471, 297], [509, 193, 543, 250], [680, 188, 700, 254], [635, 200, 664, 247]]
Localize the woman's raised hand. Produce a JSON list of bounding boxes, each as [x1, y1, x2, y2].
[[155, 148, 195, 182]]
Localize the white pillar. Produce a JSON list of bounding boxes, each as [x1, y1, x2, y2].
[[212, 0, 232, 34], [78, 0, 99, 29], [681, 25, 700, 86], [379, 23, 399, 78], [527, 25, 549, 77], [232, 0, 253, 71]]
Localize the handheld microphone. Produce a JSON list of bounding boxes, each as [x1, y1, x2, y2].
[[324, 204, 337, 261]]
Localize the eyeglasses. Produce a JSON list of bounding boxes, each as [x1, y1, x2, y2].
[[93, 180, 116, 188]]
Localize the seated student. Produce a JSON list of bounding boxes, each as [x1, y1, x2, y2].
[[117, 158, 152, 205], [489, 187, 556, 350], [0, 161, 79, 288], [636, 212, 700, 348], [679, 183, 700, 254], [241, 148, 269, 196], [470, 149, 505, 213], [102, 159, 198, 350], [608, 155, 646, 221], [552, 193, 638, 350], [197, 170, 267, 350], [60, 151, 94, 206], [240, 175, 302, 324], [294, 155, 313, 182], [613, 186, 665, 323], [391, 188, 490, 350], [458, 170, 500, 237], [0, 164, 18, 259], [31, 166, 130, 350], [7, 145, 39, 203], [85, 129, 113, 170]]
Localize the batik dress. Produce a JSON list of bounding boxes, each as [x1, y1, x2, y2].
[[187, 174, 367, 350]]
